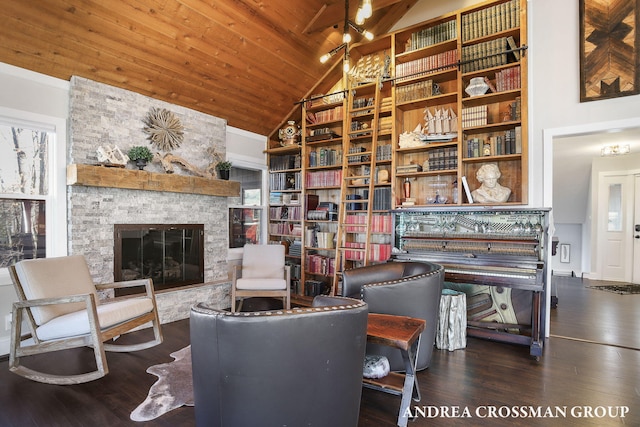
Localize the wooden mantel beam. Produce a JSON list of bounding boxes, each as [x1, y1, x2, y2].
[[67, 164, 240, 197]]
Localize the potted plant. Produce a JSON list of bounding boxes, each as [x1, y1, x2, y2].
[[216, 160, 232, 180], [128, 146, 154, 170]]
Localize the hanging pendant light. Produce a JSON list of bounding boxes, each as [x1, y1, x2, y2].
[[361, 0, 373, 19], [318, 0, 374, 64]]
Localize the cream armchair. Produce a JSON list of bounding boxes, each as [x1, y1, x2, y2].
[[9, 255, 163, 385], [231, 244, 290, 312]]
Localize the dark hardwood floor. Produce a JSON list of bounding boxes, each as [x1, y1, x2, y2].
[[1, 276, 638, 426]]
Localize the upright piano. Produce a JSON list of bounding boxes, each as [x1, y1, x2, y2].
[[391, 207, 550, 359]]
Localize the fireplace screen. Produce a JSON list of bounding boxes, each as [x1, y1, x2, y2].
[[114, 224, 204, 294]]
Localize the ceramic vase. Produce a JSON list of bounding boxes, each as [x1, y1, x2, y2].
[[465, 77, 489, 97]]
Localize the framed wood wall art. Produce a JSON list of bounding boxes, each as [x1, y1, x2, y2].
[[580, 0, 640, 102]]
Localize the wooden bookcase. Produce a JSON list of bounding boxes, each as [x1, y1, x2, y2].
[[267, 0, 528, 301]]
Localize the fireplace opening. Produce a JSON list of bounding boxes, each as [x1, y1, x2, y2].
[[114, 224, 204, 295]]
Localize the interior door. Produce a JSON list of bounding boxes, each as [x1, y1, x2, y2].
[[633, 175, 640, 284], [598, 174, 634, 282]]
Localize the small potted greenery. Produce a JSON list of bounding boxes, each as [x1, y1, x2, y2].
[[128, 146, 154, 170], [216, 160, 232, 180]]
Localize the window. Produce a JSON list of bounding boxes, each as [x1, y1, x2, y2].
[[229, 167, 265, 248], [0, 110, 66, 270]]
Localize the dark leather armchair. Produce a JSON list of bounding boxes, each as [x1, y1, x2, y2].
[[190, 296, 368, 427], [342, 261, 444, 371]]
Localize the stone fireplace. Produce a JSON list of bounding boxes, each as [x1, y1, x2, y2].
[[67, 76, 233, 322], [114, 224, 204, 295]]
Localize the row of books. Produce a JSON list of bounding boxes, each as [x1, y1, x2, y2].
[[306, 105, 343, 125], [269, 222, 302, 236], [396, 79, 434, 103], [286, 262, 301, 279], [461, 105, 488, 129], [347, 146, 371, 164], [461, 0, 520, 42], [269, 206, 301, 221], [377, 144, 392, 161], [465, 127, 522, 157], [405, 20, 457, 52], [305, 169, 342, 187], [424, 147, 458, 172], [269, 192, 300, 205], [371, 187, 392, 211], [352, 97, 374, 109], [288, 240, 302, 257], [510, 96, 522, 121], [396, 49, 458, 81], [309, 148, 341, 167], [461, 37, 510, 73], [495, 66, 521, 92], [270, 171, 301, 191], [305, 254, 336, 276], [379, 117, 393, 133], [344, 213, 393, 233], [306, 92, 344, 108], [342, 242, 391, 263], [269, 154, 301, 171]]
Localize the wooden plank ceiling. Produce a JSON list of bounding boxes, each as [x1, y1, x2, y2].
[[0, 0, 417, 136]]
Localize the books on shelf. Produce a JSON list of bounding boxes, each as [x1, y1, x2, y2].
[[270, 171, 301, 191], [461, 105, 488, 128], [461, 37, 509, 73], [305, 169, 342, 187], [461, 0, 520, 42], [424, 147, 458, 171], [396, 49, 458, 81], [396, 79, 433, 103], [306, 105, 344, 124], [405, 20, 457, 52], [396, 164, 422, 174], [495, 66, 521, 92], [465, 126, 522, 158], [309, 147, 342, 167], [269, 154, 301, 171]]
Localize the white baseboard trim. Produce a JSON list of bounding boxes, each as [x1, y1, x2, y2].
[[552, 270, 574, 277]]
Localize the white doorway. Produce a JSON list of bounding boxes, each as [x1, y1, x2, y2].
[[596, 173, 635, 282], [634, 175, 640, 284]]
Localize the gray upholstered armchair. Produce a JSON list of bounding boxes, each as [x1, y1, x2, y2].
[[342, 261, 444, 371], [190, 296, 368, 427]]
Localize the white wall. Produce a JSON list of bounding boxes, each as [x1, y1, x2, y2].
[[551, 223, 582, 276], [0, 63, 70, 355]]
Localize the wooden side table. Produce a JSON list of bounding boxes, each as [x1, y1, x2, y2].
[[364, 313, 426, 427]]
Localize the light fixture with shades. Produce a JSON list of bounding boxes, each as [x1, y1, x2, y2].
[[318, 0, 375, 69], [601, 144, 630, 156]]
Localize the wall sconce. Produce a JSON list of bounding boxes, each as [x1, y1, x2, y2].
[[601, 144, 630, 156]]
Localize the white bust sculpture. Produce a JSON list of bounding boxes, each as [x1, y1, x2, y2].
[[471, 163, 511, 203]]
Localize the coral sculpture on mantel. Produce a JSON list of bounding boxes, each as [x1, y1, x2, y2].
[[96, 145, 129, 166]]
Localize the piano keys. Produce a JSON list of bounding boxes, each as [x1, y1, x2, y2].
[[392, 207, 551, 359]]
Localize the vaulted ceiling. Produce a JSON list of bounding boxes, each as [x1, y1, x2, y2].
[[0, 0, 417, 136]]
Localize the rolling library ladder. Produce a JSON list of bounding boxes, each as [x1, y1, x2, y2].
[[332, 79, 393, 294]]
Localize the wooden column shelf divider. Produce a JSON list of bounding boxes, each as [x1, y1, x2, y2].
[[67, 163, 240, 197]]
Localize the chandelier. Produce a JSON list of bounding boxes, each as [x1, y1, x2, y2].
[[319, 0, 374, 72]]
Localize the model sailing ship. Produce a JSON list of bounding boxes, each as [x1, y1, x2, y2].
[[398, 107, 458, 148]]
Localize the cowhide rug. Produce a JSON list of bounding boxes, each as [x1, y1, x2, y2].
[[130, 345, 194, 422]]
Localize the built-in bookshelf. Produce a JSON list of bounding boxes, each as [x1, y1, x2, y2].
[[267, 0, 529, 301]]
